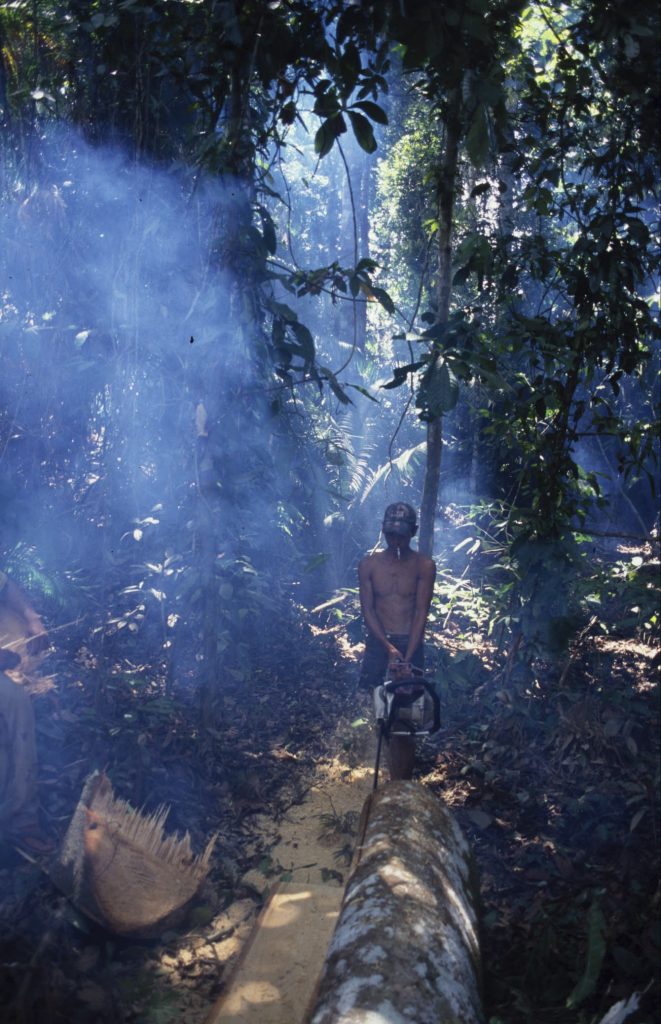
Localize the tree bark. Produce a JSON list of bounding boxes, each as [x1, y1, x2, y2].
[[306, 781, 484, 1024], [419, 417, 444, 556], [419, 96, 461, 556]]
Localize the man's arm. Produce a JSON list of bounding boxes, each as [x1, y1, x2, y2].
[[1, 577, 48, 655], [2, 577, 47, 647], [358, 558, 401, 662], [404, 557, 436, 663]]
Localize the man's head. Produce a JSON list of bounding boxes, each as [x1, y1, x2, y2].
[[382, 502, 417, 539]]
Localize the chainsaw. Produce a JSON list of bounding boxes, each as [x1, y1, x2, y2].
[[372, 664, 441, 790]]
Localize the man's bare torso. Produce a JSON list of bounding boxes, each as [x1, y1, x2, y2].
[[360, 549, 430, 634]]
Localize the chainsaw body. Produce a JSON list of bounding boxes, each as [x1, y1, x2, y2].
[[373, 671, 441, 737]]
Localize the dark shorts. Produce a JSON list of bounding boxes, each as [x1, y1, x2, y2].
[[358, 633, 424, 690]]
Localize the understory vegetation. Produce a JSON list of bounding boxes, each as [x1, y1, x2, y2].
[[1, 1, 659, 1023]]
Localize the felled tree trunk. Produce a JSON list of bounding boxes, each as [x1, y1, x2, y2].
[[306, 782, 484, 1024]]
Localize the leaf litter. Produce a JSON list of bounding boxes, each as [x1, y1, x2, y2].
[[1, 609, 659, 1023]]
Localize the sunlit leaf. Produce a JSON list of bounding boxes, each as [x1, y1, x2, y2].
[[346, 383, 379, 402], [595, 994, 640, 1024]]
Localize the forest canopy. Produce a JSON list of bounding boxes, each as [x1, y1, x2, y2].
[[1, 0, 657, 668]]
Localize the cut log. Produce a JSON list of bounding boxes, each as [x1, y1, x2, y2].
[[205, 883, 343, 1024], [51, 771, 216, 937], [306, 781, 483, 1024]]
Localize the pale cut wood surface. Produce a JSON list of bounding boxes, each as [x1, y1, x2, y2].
[[205, 882, 342, 1024]]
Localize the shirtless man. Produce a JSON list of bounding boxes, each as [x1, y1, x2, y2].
[[358, 502, 436, 778]]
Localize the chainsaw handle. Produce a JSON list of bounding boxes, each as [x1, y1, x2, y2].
[[385, 662, 424, 684]]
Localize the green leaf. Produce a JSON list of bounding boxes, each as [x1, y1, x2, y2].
[[381, 360, 427, 390], [269, 300, 298, 322], [290, 321, 315, 364], [465, 104, 490, 168], [370, 285, 395, 314], [418, 357, 459, 417], [338, 43, 361, 94], [453, 265, 471, 287], [355, 257, 379, 273], [566, 900, 607, 1008], [258, 209, 277, 255], [353, 100, 388, 125], [304, 553, 329, 572], [314, 121, 335, 159], [346, 383, 379, 403], [313, 89, 340, 118], [188, 904, 215, 927], [319, 366, 352, 405], [360, 442, 426, 501], [348, 110, 377, 153]]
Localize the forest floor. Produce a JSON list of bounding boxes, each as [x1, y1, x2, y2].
[[1, 578, 659, 1024]]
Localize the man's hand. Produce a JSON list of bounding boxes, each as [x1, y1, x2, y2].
[[387, 643, 403, 666], [388, 653, 410, 679]]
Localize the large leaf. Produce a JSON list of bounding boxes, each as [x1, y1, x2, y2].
[[290, 321, 315, 365], [348, 110, 377, 153], [257, 206, 277, 255], [314, 121, 334, 159], [381, 359, 427, 390], [418, 357, 459, 418], [318, 366, 352, 405], [346, 383, 379, 403], [465, 104, 490, 168], [353, 100, 388, 125], [567, 900, 607, 1008], [360, 442, 427, 501], [369, 285, 395, 313], [314, 113, 347, 158], [313, 88, 340, 118]]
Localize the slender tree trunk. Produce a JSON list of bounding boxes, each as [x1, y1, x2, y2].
[[419, 95, 461, 556], [355, 146, 371, 352], [197, 60, 255, 726], [0, 23, 10, 132], [0, 22, 11, 198]]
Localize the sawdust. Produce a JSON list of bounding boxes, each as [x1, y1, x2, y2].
[[204, 713, 378, 1023], [242, 702, 376, 883], [242, 755, 374, 892], [142, 748, 376, 1024]]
